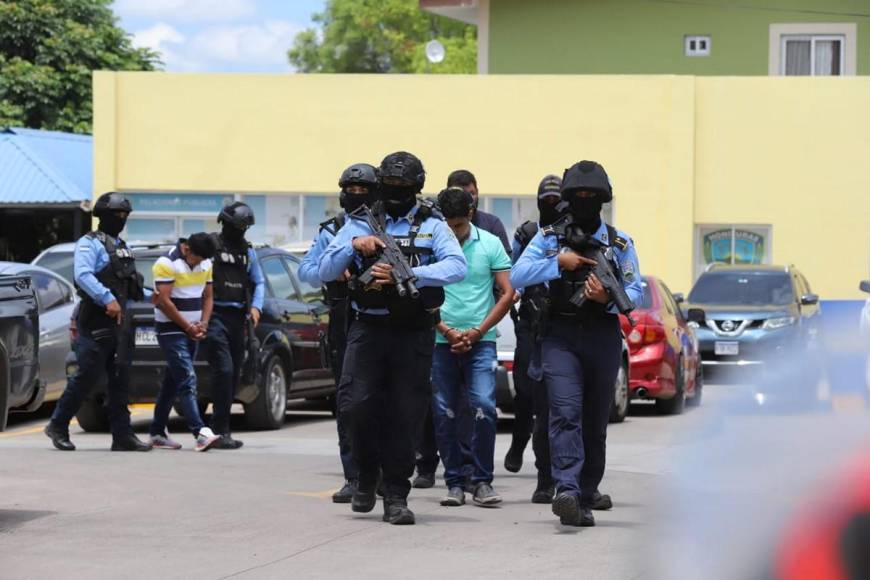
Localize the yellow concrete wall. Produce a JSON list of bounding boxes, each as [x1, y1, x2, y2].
[[93, 72, 870, 299]]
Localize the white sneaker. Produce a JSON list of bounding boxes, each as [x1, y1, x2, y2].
[[150, 430, 182, 450], [195, 427, 221, 452]]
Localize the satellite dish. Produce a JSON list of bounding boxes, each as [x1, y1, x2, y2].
[[425, 40, 445, 64]]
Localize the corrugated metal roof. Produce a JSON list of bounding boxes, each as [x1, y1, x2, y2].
[[0, 127, 92, 206]]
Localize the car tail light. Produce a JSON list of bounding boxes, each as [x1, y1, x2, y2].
[[628, 324, 665, 345], [501, 360, 514, 372]]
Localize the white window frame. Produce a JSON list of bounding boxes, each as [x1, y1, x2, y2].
[[779, 34, 845, 76], [684, 35, 711, 57], [769, 23, 856, 76]]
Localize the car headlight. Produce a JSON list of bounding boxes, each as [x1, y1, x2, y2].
[[762, 316, 796, 330]]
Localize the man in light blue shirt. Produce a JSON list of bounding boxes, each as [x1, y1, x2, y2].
[[318, 151, 466, 526], [511, 161, 641, 528], [45, 192, 152, 452], [430, 187, 514, 508], [299, 162, 378, 504]]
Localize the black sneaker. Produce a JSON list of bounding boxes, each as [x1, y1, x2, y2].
[[472, 482, 502, 507], [383, 498, 415, 525], [504, 445, 524, 473], [412, 472, 435, 489], [352, 485, 377, 513], [110, 433, 153, 452], [590, 491, 613, 511], [215, 435, 244, 450], [553, 492, 595, 526], [440, 486, 465, 506], [531, 483, 554, 504], [44, 422, 75, 451], [332, 481, 357, 504]]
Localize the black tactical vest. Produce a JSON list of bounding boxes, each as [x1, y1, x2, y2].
[[211, 235, 251, 303], [76, 231, 143, 309], [349, 201, 445, 318], [546, 221, 621, 318], [514, 221, 549, 322]]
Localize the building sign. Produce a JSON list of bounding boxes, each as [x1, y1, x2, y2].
[[128, 193, 234, 213], [703, 228, 765, 265], [733, 229, 764, 264]]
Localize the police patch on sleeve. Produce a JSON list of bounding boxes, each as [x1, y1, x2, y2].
[[621, 258, 636, 282]]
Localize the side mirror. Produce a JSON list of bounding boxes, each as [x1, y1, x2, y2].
[[800, 293, 819, 306], [686, 308, 706, 325], [673, 292, 685, 304], [860, 280, 870, 294]]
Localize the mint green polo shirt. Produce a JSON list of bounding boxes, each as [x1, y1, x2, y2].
[[437, 224, 513, 344]]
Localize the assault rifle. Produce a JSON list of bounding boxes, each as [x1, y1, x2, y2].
[[351, 204, 420, 299], [567, 235, 636, 323], [241, 289, 260, 385]]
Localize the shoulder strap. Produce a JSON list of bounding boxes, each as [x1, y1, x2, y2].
[[606, 224, 629, 251]]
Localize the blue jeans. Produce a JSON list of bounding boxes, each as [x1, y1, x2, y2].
[[151, 333, 205, 437], [431, 341, 498, 488]]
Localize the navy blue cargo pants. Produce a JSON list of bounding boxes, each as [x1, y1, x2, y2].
[[541, 314, 621, 505]]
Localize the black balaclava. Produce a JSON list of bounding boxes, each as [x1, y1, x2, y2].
[[221, 224, 246, 244], [569, 194, 604, 233], [380, 184, 417, 219], [340, 189, 372, 214], [98, 211, 127, 237]]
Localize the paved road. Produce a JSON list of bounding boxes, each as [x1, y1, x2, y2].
[[0, 390, 717, 580]]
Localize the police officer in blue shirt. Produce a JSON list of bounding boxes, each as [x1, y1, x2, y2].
[[511, 161, 642, 527], [44, 192, 151, 452], [299, 162, 378, 503], [319, 151, 466, 525], [205, 202, 265, 449]]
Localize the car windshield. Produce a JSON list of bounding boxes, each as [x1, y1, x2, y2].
[[135, 257, 159, 290], [639, 280, 653, 309], [689, 271, 794, 306], [33, 251, 75, 285]]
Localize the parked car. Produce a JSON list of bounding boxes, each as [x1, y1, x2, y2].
[[31, 242, 76, 285], [685, 263, 822, 393], [860, 280, 870, 399], [0, 272, 40, 431], [67, 245, 335, 432], [0, 263, 78, 413], [618, 276, 702, 415], [495, 315, 632, 423]]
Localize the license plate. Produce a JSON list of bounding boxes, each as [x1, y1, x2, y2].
[[715, 341, 739, 356], [135, 327, 158, 346]]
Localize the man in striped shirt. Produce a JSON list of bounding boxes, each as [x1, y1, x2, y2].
[[150, 233, 221, 451]]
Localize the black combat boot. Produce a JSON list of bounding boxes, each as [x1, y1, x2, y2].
[[332, 480, 357, 504], [352, 482, 377, 513], [110, 433, 153, 452], [44, 422, 75, 451], [382, 497, 415, 525]]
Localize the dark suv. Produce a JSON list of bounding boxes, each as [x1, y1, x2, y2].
[[68, 245, 335, 432], [685, 264, 821, 380]]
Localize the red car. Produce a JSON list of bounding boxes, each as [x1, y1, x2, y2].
[[619, 276, 703, 414]]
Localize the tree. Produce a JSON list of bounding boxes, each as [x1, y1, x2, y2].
[[0, 0, 159, 134], [288, 0, 476, 74]]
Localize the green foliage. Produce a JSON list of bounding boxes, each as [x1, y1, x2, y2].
[[0, 0, 159, 134], [288, 0, 476, 74]]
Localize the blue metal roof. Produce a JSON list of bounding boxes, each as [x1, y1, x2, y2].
[[0, 127, 92, 206]]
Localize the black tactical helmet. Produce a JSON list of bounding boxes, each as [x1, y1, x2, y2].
[[338, 163, 378, 190], [217, 201, 255, 228], [378, 151, 425, 191], [92, 192, 132, 217], [561, 160, 613, 202]]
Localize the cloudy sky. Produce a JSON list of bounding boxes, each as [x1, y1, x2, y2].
[[114, 0, 326, 73]]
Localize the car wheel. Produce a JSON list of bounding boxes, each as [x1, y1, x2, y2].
[[656, 361, 686, 416], [687, 364, 703, 408], [609, 360, 629, 423], [243, 354, 288, 430], [0, 352, 9, 432], [76, 397, 110, 432]]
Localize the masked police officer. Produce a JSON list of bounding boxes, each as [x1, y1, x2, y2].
[[319, 151, 466, 525], [511, 161, 642, 527], [299, 162, 378, 503], [509, 174, 563, 501], [44, 192, 150, 451], [206, 202, 265, 449]]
